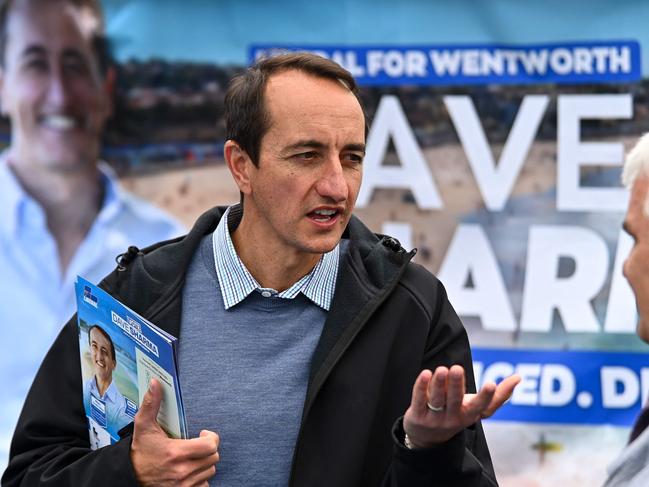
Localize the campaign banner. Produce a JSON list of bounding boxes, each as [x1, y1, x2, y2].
[[250, 41, 642, 86], [474, 348, 649, 426], [3, 1, 649, 484]]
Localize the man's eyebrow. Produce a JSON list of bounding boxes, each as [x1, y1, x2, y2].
[[20, 45, 46, 59], [344, 143, 366, 154], [61, 48, 87, 62], [282, 140, 366, 153], [283, 140, 327, 152]]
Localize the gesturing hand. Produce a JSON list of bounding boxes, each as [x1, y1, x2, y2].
[[131, 378, 220, 487], [403, 365, 520, 448]]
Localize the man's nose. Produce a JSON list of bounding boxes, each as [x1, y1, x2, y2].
[[316, 157, 348, 203], [46, 68, 72, 107]]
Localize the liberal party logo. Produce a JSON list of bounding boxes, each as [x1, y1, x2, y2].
[[83, 286, 98, 308]]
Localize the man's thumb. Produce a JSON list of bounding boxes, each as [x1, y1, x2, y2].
[[137, 378, 163, 427]]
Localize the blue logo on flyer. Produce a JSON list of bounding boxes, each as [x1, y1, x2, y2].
[[83, 286, 98, 308], [124, 397, 138, 418]]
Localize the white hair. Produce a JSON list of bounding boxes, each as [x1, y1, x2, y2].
[[623, 133, 649, 186], [623, 132, 649, 217]]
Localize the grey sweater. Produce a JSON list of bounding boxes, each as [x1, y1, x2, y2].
[[177, 234, 329, 486]]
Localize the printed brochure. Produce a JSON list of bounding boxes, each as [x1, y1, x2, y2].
[[75, 276, 187, 449]]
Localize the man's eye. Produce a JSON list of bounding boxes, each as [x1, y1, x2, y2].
[[295, 151, 318, 160], [344, 153, 364, 164], [64, 59, 90, 76], [25, 59, 47, 72]]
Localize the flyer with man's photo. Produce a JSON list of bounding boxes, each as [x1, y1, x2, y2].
[[75, 276, 187, 449]]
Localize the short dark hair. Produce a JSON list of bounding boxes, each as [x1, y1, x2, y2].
[[88, 325, 116, 362], [224, 52, 366, 166], [0, 0, 112, 76]]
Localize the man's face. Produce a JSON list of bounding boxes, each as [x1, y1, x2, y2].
[[89, 327, 115, 384], [0, 0, 110, 173], [623, 175, 649, 342], [241, 70, 365, 257]]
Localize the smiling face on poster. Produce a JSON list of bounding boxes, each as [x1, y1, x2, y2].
[[81, 324, 138, 446]]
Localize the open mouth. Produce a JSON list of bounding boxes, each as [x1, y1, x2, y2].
[[308, 208, 340, 224], [40, 114, 79, 131]]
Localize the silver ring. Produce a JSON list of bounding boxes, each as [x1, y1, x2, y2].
[[426, 402, 445, 412]]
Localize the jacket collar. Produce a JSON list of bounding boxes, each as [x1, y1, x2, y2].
[[305, 216, 416, 412], [101, 206, 226, 339]]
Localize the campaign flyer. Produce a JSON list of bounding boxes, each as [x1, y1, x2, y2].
[[75, 276, 187, 448]]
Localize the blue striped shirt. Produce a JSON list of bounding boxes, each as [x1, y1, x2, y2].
[[213, 206, 339, 311]]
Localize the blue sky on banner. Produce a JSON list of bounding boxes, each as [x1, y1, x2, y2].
[[101, 0, 649, 76]]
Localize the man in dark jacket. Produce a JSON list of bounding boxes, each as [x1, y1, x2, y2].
[[3, 53, 518, 486]]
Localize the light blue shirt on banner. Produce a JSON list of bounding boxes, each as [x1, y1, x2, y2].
[[0, 159, 185, 469], [83, 377, 135, 441], [213, 205, 339, 311]]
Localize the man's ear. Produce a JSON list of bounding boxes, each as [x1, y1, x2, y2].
[[224, 140, 254, 195], [0, 67, 7, 117], [101, 66, 116, 119]]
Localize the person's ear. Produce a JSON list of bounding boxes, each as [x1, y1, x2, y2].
[[101, 66, 116, 119], [0, 67, 7, 117], [224, 140, 255, 196]]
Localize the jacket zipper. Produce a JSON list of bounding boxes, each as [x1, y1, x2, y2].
[[287, 249, 416, 486]]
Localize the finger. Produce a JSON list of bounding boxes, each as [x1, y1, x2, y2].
[[134, 378, 163, 430], [410, 369, 433, 413], [425, 366, 449, 411], [200, 430, 220, 449], [174, 433, 220, 461], [482, 374, 521, 417], [186, 454, 219, 485], [444, 365, 465, 413], [464, 382, 497, 419], [187, 463, 217, 486]]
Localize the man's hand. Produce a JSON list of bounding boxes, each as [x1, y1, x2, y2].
[[403, 365, 520, 448], [131, 378, 220, 487]]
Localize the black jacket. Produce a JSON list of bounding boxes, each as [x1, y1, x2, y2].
[[3, 207, 498, 487]]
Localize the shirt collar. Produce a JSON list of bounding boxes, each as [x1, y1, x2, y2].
[[90, 377, 121, 404], [213, 205, 340, 311], [0, 157, 123, 238], [0, 156, 25, 238], [95, 162, 124, 224]]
